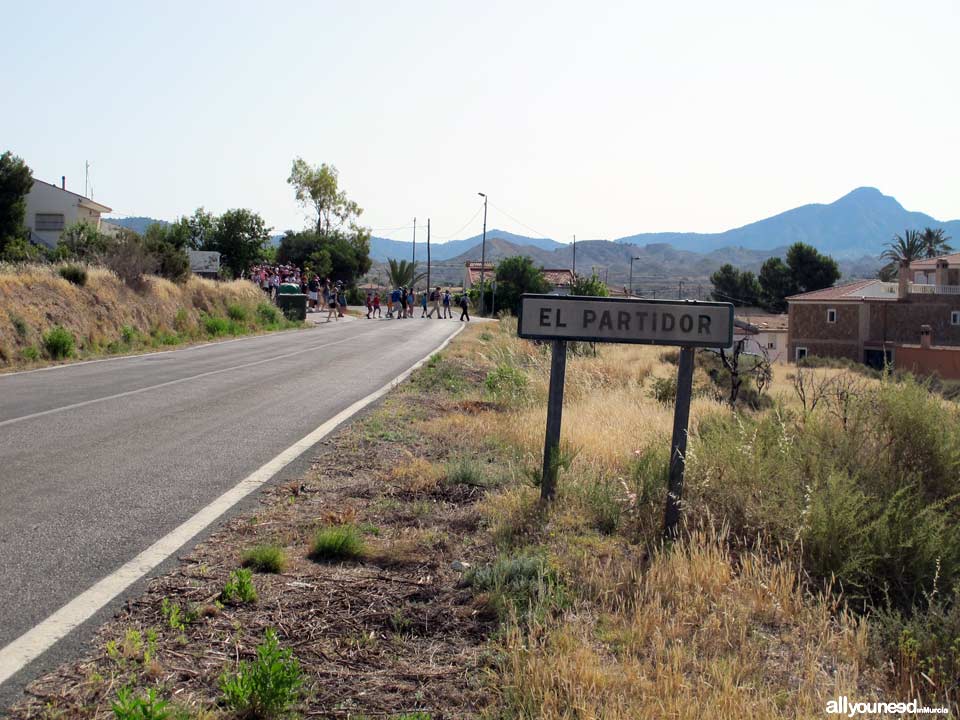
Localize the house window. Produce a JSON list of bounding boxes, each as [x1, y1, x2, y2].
[[35, 213, 65, 231], [795, 347, 808, 361], [827, 308, 837, 324], [767, 340, 777, 349], [951, 311, 960, 326]]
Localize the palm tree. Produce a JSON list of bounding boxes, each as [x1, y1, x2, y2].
[[385, 258, 426, 289], [919, 227, 953, 258], [880, 230, 925, 268]]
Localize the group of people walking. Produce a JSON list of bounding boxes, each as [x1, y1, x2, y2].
[[365, 286, 470, 321]]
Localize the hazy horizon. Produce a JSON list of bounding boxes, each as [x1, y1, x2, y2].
[[3, 1, 957, 244]]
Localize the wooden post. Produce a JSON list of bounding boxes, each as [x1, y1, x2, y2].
[[541, 339, 567, 501], [663, 346, 695, 539]]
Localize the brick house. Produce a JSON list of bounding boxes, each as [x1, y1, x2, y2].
[[787, 257, 960, 370]]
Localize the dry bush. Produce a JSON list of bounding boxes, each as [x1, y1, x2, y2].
[[389, 454, 443, 494]]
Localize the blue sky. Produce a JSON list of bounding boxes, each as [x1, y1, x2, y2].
[[2, 0, 957, 242]]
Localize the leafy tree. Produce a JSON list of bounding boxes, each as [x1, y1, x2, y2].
[[710, 263, 761, 306], [278, 229, 371, 284], [209, 209, 271, 278], [385, 258, 425, 288], [919, 227, 952, 259], [0, 151, 34, 253], [186, 208, 217, 250], [785, 242, 840, 294], [287, 158, 362, 235], [570, 272, 609, 297], [494, 256, 551, 315], [881, 230, 925, 268], [753, 243, 840, 312], [58, 221, 113, 260]]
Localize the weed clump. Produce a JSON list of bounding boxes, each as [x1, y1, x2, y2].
[[485, 364, 529, 403], [227, 303, 248, 322], [220, 568, 257, 605], [466, 553, 567, 621], [310, 524, 365, 562], [241, 544, 288, 574], [58, 264, 88, 286], [256, 302, 281, 326], [219, 628, 302, 718], [110, 686, 171, 720], [202, 314, 230, 337], [43, 325, 75, 359]]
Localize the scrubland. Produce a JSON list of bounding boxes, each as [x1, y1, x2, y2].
[[0, 263, 299, 370]]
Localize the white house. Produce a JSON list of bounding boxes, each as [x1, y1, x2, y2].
[[24, 177, 112, 248]]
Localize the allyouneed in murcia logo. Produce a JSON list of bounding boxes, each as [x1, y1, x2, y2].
[[825, 696, 950, 716]]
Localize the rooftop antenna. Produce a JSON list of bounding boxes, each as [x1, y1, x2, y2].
[[84, 160, 90, 197]]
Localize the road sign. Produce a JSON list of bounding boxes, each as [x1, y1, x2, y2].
[[518, 293, 734, 538], [518, 294, 733, 348], [188, 250, 220, 275]]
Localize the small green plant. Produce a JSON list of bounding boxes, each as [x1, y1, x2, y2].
[[160, 598, 195, 631], [111, 686, 171, 720], [120, 325, 139, 345], [43, 326, 75, 359], [445, 457, 486, 486], [309, 524, 365, 562], [202, 315, 230, 336], [465, 553, 567, 621], [227, 303, 248, 322], [173, 308, 191, 333], [21, 345, 40, 361], [9, 313, 28, 339], [218, 628, 302, 718], [411, 353, 467, 395], [241, 544, 287, 574], [484, 364, 529, 403], [220, 568, 258, 605], [392, 714, 433, 720], [58, 264, 88, 286], [256, 302, 281, 326]]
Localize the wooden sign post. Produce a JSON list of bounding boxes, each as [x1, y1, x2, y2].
[[518, 294, 733, 537]]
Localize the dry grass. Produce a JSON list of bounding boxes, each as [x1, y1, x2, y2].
[[0, 262, 268, 368], [496, 530, 879, 720]]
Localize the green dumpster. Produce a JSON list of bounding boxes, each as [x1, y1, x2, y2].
[[278, 282, 300, 295], [276, 293, 307, 321]]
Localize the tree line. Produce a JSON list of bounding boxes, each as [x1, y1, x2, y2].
[[0, 151, 371, 288]]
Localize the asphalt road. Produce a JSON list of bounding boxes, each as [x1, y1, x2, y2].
[[0, 316, 463, 708]]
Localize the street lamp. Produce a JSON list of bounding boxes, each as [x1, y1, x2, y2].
[[629, 257, 642, 297], [492, 280, 497, 316], [478, 192, 488, 315]]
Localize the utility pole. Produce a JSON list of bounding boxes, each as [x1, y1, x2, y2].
[[426, 218, 431, 294], [679, 280, 684, 299], [84, 160, 90, 197], [478, 193, 488, 315], [412, 217, 416, 274], [572, 234, 577, 277]]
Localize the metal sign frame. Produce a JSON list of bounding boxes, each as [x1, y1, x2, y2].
[[518, 293, 734, 540], [517, 294, 734, 348]]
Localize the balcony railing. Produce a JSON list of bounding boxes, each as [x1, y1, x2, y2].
[[909, 283, 960, 295]]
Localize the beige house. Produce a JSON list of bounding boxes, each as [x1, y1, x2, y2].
[[25, 178, 112, 248]]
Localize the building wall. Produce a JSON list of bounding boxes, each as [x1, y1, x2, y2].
[[895, 345, 960, 380], [867, 296, 960, 346], [788, 302, 862, 361], [24, 182, 103, 246]]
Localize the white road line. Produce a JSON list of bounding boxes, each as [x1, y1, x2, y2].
[[0, 323, 462, 687], [0, 332, 365, 429]]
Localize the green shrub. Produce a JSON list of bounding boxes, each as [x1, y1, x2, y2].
[[241, 544, 287, 574], [160, 597, 195, 631], [227, 303, 248, 322], [110, 686, 171, 720], [58, 264, 88, 286], [484, 364, 529, 403], [309, 524, 365, 562], [465, 553, 567, 621], [578, 476, 623, 535], [649, 376, 677, 404], [21, 346, 40, 361], [256, 302, 281, 326], [173, 308, 191, 334], [43, 326, 75, 359], [218, 628, 302, 718], [9, 314, 28, 339], [445, 457, 486, 487], [220, 568, 257, 605], [120, 325, 139, 345], [202, 315, 230, 337], [150, 329, 180, 346]]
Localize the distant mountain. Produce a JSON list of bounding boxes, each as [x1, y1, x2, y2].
[[615, 187, 960, 259], [102, 216, 168, 234], [369, 229, 561, 262]]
